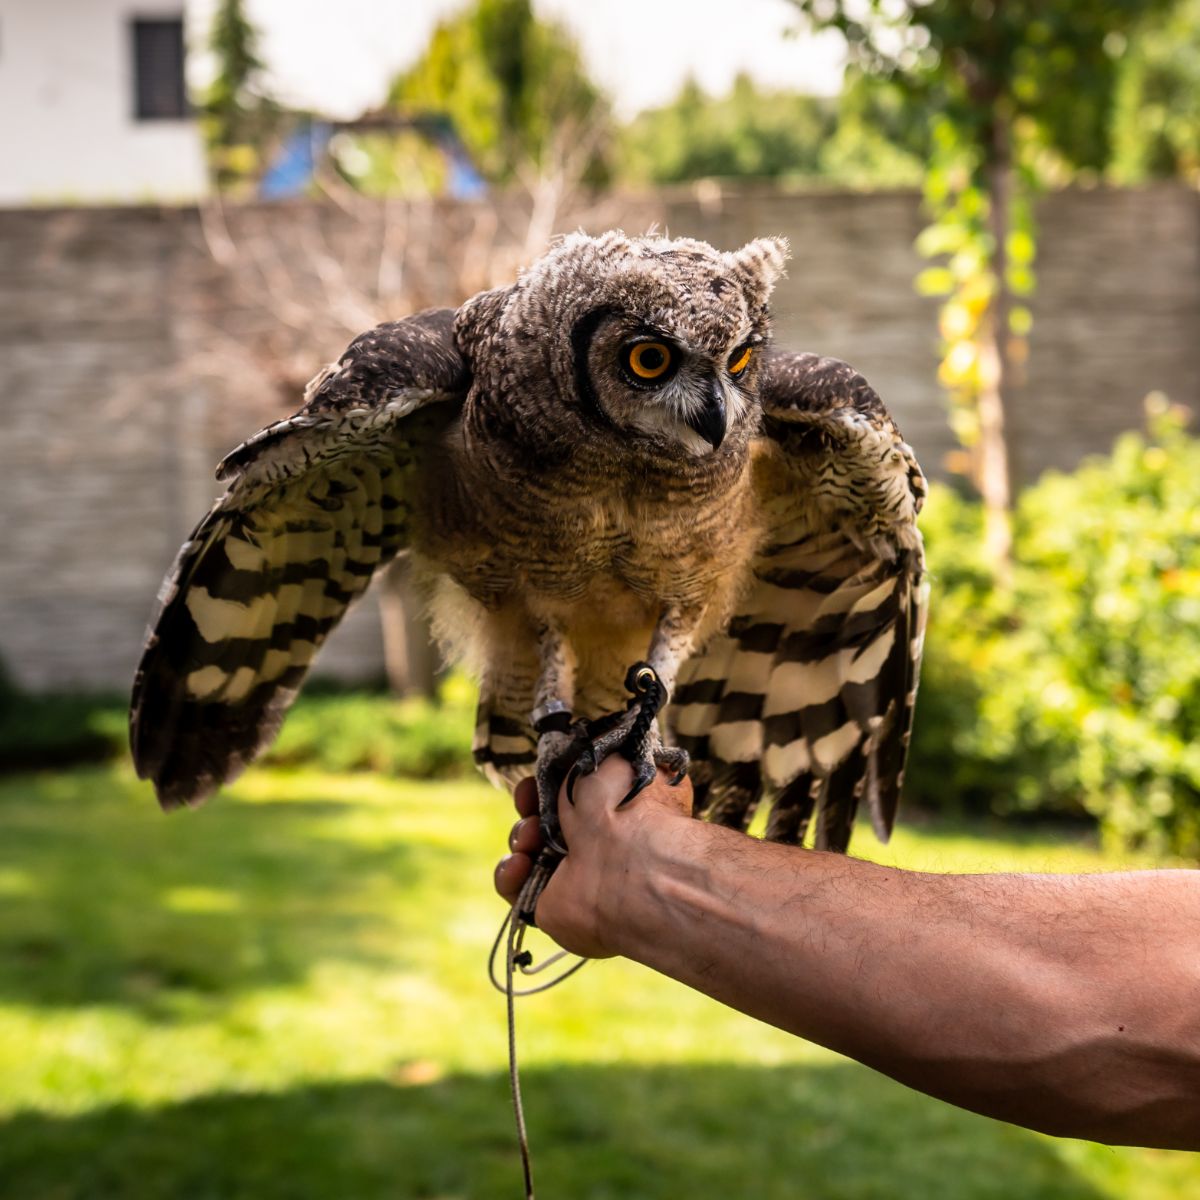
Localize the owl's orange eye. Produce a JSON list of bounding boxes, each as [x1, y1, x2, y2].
[[626, 341, 673, 381], [728, 345, 753, 376]]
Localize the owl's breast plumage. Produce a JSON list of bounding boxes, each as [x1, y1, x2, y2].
[[411, 393, 761, 616]]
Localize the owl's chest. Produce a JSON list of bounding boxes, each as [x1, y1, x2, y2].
[[423, 441, 758, 607]]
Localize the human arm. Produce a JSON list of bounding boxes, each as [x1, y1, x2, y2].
[[495, 759, 1200, 1150]]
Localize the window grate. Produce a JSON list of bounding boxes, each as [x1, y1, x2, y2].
[[132, 18, 187, 120]]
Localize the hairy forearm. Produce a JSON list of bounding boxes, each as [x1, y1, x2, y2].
[[606, 818, 1200, 1149]]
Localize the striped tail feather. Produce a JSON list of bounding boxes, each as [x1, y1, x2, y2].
[[669, 522, 924, 850], [472, 707, 538, 787]]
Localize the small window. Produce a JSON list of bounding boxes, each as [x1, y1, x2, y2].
[[132, 18, 187, 120]]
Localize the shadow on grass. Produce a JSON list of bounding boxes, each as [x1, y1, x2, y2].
[[893, 810, 1101, 849], [0, 768, 449, 1013], [0, 1062, 1109, 1200]]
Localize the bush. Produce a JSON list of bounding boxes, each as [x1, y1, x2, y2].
[[0, 672, 127, 771], [910, 398, 1200, 857], [264, 675, 477, 779], [0, 671, 478, 782]]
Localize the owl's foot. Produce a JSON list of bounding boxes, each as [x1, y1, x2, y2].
[[567, 663, 689, 809], [534, 726, 580, 856]]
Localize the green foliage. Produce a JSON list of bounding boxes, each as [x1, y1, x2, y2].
[[622, 75, 834, 184], [618, 72, 925, 187], [0, 679, 477, 781], [914, 115, 1037, 456], [264, 677, 477, 778], [911, 400, 1200, 856], [1, 763, 1195, 1197], [386, 0, 610, 186], [788, 0, 1160, 165], [200, 0, 278, 190], [788, 0, 1170, 512], [1110, 0, 1200, 185], [0, 686, 126, 772], [817, 70, 928, 188]]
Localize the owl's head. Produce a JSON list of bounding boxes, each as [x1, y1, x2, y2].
[[504, 231, 789, 458]]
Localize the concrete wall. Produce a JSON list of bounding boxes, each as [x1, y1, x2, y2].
[[0, 0, 207, 205], [1, 185, 1197, 692]]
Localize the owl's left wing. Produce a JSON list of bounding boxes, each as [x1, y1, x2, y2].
[[131, 309, 469, 809], [668, 350, 927, 850]]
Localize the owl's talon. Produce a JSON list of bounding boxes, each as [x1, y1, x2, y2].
[[536, 665, 688, 832], [564, 762, 582, 806], [616, 759, 656, 808], [538, 794, 569, 856]]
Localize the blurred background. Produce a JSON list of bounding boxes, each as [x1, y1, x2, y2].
[[2, 1, 1199, 1196]]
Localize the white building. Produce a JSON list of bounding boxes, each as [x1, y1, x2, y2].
[[0, 0, 207, 205]]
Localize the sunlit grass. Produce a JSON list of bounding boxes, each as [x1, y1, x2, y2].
[[0, 764, 1195, 1198]]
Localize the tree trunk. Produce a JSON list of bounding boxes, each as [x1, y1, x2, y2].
[[378, 560, 439, 698], [979, 108, 1015, 584]]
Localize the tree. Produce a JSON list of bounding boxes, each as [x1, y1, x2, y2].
[[788, 0, 1167, 577], [818, 69, 928, 187], [387, 0, 611, 187], [1110, 0, 1200, 185], [620, 74, 837, 184], [200, 0, 278, 191], [618, 72, 926, 187]]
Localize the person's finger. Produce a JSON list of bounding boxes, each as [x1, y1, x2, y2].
[[508, 815, 541, 855], [514, 776, 537, 817], [494, 851, 532, 905]]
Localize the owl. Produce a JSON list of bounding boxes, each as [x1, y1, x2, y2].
[[130, 231, 926, 855]]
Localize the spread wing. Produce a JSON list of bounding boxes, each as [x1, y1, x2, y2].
[[130, 308, 469, 809], [669, 350, 927, 850]]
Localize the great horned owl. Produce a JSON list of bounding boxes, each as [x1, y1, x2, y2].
[[131, 232, 926, 854]]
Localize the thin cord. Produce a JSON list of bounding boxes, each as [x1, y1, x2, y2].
[[491, 855, 588, 1200], [490, 664, 661, 1197], [506, 886, 535, 1200], [488, 858, 588, 998]]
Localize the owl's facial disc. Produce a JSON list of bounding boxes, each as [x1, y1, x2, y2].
[[614, 332, 732, 452], [574, 311, 756, 457], [616, 337, 725, 447]]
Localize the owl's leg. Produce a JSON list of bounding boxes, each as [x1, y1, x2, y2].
[[529, 619, 580, 855], [570, 609, 695, 808]]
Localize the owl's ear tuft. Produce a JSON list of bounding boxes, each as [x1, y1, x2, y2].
[[732, 236, 789, 300]]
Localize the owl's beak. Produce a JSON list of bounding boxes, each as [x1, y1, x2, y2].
[[687, 380, 727, 450]]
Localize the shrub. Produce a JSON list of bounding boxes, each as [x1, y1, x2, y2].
[[910, 398, 1200, 857], [264, 675, 477, 779], [0, 671, 478, 782], [0, 676, 127, 771]]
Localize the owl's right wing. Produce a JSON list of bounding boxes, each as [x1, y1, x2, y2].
[[669, 349, 927, 851], [130, 308, 469, 810]]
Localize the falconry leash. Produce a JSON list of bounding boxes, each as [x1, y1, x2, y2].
[[487, 664, 670, 1199], [488, 851, 579, 1200]]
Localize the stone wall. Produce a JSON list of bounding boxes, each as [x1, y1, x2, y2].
[[2, 185, 1196, 691]]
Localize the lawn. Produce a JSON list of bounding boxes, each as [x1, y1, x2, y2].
[[0, 764, 1195, 1199]]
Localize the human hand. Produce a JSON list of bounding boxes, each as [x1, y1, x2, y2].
[[493, 755, 694, 958]]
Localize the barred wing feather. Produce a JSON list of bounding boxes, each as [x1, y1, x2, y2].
[[670, 350, 927, 850], [130, 309, 468, 809]]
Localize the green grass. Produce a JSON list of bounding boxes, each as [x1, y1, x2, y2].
[[0, 765, 1195, 1199]]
